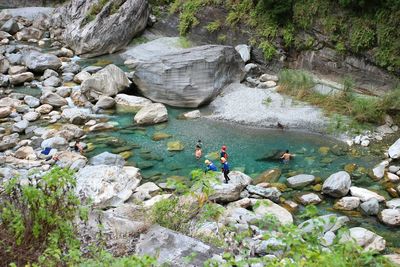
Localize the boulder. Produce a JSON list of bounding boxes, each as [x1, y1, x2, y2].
[[14, 146, 36, 160], [143, 194, 172, 208], [208, 171, 252, 203], [1, 19, 19, 34], [75, 165, 141, 208], [94, 96, 115, 109], [322, 171, 351, 198], [389, 138, 400, 159], [81, 64, 130, 101], [73, 70, 91, 84], [287, 174, 315, 188], [235, 44, 251, 63], [350, 186, 385, 202], [253, 199, 293, 225], [23, 111, 40, 122], [8, 65, 28, 75], [56, 87, 72, 98], [9, 72, 34, 85], [132, 182, 161, 201], [378, 209, 400, 226], [246, 185, 281, 203], [0, 73, 9, 87], [35, 104, 53, 114], [297, 193, 322, 205], [340, 227, 386, 252], [0, 55, 10, 74], [40, 92, 67, 107], [223, 207, 258, 225], [0, 133, 19, 152], [252, 168, 281, 184], [55, 151, 87, 169], [387, 172, 400, 183], [53, 0, 149, 57], [15, 27, 43, 41], [122, 37, 244, 107], [0, 97, 21, 108], [334, 196, 360, 211], [41, 136, 68, 150], [372, 163, 386, 180], [360, 198, 380, 215], [0, 106, 11, 118], [24, 95, 40, 108], [22, 49, 62, 72], [115, 93, 152, 111], [89, 151, 125, 167], [43, 76, 62, 87], [89, 122, 114, 132], [386, 198, 400, 209], [12, 120, 29, 133], [134, 103, 168, 125]]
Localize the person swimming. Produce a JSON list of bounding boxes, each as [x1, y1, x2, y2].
[[195, 145, 202, 160], [280, 149, 292, 164], [204, 159, 217, 173], [221, 157, 231, 183]]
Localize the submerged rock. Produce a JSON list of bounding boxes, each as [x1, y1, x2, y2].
[[53, 0, 149, 57], [252, 168, 281, 184], [123, 37, 244, 107], [89, 151, 125, 167], [167, 141, 184, 151]]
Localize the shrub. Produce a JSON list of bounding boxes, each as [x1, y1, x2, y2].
[[205, 20, 222, 33], [258, 40, 277, 60], [0, 168, 84, 266], [278, 69, 315, 97], [350, 97, 383, 123]]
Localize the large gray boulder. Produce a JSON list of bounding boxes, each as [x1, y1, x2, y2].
[[389, 138, 400, 159], [208, 171, 252, 203], [245, 185, 281, 203], [287, 174, 315, 188], [52, 0, 149, 57], [136, 225, 222, 267], [81, 64, 130, 101], [115, 93, 152, 111], [134, 103, 168, 125], [322, 171, 351, 198], [21, 49, 62, 72], [9, 72, 34, 85], [75, 165, 141, 208], [122, 37, 244, 107]]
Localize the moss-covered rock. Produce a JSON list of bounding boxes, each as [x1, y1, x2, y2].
[[167, 141, 185, 151]]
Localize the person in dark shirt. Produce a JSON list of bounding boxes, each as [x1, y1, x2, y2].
[[74, 140, 83, 154], [220, 145, 228, 159], [204, 159, 217, 173], [221, 157, 231, 183]]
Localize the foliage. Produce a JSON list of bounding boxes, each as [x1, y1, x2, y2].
[[205, 20, 222, 33], [178, 36, 192, 48], [258, 40, 277, 60], [199, 203, 224, 222], [0, 168, 83, 266], [78, 251, 157, 267]]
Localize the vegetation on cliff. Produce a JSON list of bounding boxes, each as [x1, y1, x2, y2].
[[153, 0, 400, 74]]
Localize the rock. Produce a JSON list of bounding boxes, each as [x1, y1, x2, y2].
[[132, 182, 161, 201], [258, 80, 277, 88], [23, 111, 40, 122], [56, 86, 71, 98], [360, 198, 380, 215], [389, 165, 400, 173], [40, 92, 67, 107], [89, 151, 125, 167], [223, 207, 258, 225], [15, 27, 43, 41], [0, 73, 9, 87], [253, 199, 293, 225], [73, 70, 91, 84], [41, 136, 68, 150], [322, 171, 351, 198], [54, 0, 149, 57], [14, 146, 36, 160], [12, 120, 29, 133], [0, 133, 19, 151], [0, 55, 10, 74], [9, 72, 34, 85], [252, 168, 281, 184], [115, 93, 152, 111], [8, 65, 27, 75], [181, 110, 201, 119], [75, 165, 141, 208], [122, 37, 244, 107], [22, 49, 62, 72], [55, 151, 87, 169], [287, 174, 315, 188], [24, 95, 40, 108], [43, 75, 62, 87], [134, 103, 168, 125], [350, 186, 385, 202], [340, 227, 386, 252], [35, 104, 53, 114], [0, 106, 11, 118], [81, 64, 130, 101], [60, 62, 81, 74], [94, 96, 115, 109], [89, 122, 114, 132], [334, 196, 360, 210], [378, 209, 400, 226], [0, 97, 21, 108], [389, 138, 400, 159], [246, 185, 281, 203], [387, 172, 400, 183], [143, 194, 172, 208], [297, 193, 322, 205], [166, 141, 184, 152], [16, 104, 29, 113], [372, 163, 386, 180], [260, 73, 279, 82], [152, 132, 172, 141], [299, 214, 349, 234], [377, 124, 395, 135], [235, 44, 251, 63], [136, 225, 222, 266], [384, 254, 400, 266], [208, 171, 252, 203], [386, 198, 400, 209], [361, 139, 370, 147], [61, 124, 84, 139], [82, 65, 102, 74], [1, 19, 19, 34]]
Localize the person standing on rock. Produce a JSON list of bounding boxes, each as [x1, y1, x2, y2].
[[221, 157, 231, 183]]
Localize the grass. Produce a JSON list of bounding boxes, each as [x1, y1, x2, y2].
[[277, 69, 399, 132], [178, 36, 192, 48]]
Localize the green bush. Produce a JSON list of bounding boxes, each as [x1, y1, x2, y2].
[[0, 168, 84, 266], [349, 20, 376, 53]]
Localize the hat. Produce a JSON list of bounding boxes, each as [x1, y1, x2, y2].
[[221, 145, 227, 150], [220, 157, 226, 162], [205, 159, 211, 164]]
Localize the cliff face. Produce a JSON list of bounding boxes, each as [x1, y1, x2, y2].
[[151, 6, 399, 95]]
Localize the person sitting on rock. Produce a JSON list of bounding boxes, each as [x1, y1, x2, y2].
[[204, 159, 217, 173], [221, 157, 231, 183], [74, 140, 83, 154]]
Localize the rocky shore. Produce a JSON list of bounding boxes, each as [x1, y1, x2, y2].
[[0, 2, 400, 266]]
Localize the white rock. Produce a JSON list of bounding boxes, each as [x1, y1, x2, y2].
[[340, 227, 386, 252], [297, 193, 321, 205], [259, 73, 279, 82], [235, 44, 251, 63], [252, 199, 293, 225], [361, 139, 370, 147], [334, 197, 360, 210], [379, 209, 400, 226], [322, 171, 351, 198], [388, 138, 400, 159], [143, 194, 172, 208], [387, 172, 400, 183], [115, 93, 152, 112], [372, 163, 386, 180], [182, 110, 201, 119], [386, 199, 400, 209], [350, 186, 385, 202], [134, 103, 168, 125], [287, 174, 315, 188]]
